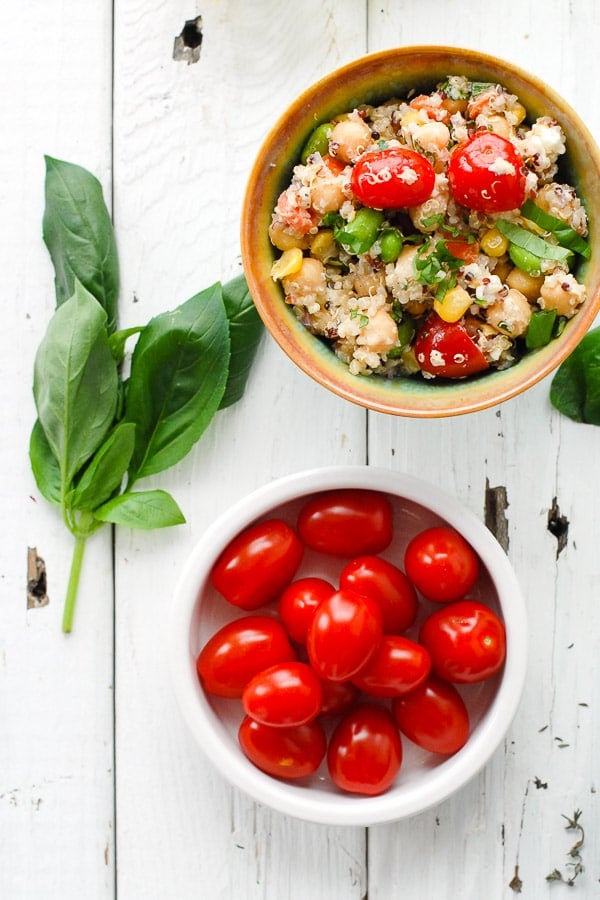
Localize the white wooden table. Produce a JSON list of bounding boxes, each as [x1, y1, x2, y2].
[[3, 2, 600, 897]]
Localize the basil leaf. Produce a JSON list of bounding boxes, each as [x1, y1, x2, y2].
[[550, 326, 600, 424], [33, 281, 119, 486], [68, 422, 136, 511], [94, 489, 185, 529], [29, 419, 62, 506], [219, 274, 263, 409], [125, 283, 230, 481], [520, 199, 590, 259], [43, 156, 119, 333], [108, 326, 143, 364], [496, 219, 573, 263], [525, 309, 557, 350]]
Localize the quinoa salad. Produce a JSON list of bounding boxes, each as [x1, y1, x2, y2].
[[268, 76, 590, 380]]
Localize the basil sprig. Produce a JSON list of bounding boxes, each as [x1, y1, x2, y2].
[[550, 326, 600, 424], [31, 157, 262, 632]]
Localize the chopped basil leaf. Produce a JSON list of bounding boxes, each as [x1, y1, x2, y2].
[[520, 199, 590, 259], [496, 219, 573, 264]]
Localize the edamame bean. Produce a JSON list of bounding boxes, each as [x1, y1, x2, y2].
[[379, 227, 403, 263], [508, 243, 543, 276], [335, 209, 384, 255], [300, 123, 333, 164]]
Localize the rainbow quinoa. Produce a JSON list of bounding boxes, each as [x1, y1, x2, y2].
[[268, 76, 590, 380]]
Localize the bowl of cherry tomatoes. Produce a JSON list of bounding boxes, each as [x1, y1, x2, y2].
[[170, 466, 527, 825], [241, 46, 600, 416]]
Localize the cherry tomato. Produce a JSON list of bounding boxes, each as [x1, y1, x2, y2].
[[327, 704, 403, 795], [238, 716, 327, 779], [297, 489, 393, 557], [392, 675, 470, 754], [307, 588, 383, 682], [211, 518, 303, 610], [448, 131, 526, 214], [419, 599, 506, 683], [351, 147, 436, 209], [404, 526, 480, 602], [351, 635, 431, 698], [339, 555, 418, 633], [443, 238, 480, 263], [318, 679, 360, 717], [197, 616, 296, 698], [414, 313, 489, 379], [278, 577, 335, 644], [242, 662, 323, 727]]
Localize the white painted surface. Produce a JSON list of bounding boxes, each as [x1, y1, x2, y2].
[[2, 1, 600, 897]]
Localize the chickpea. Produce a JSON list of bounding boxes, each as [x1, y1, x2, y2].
[[282, 257, 326, 305], [414, 120, 451, 153], [485, 288, 532, 337], [310, 176, 345, 215], [480, 115, 512, 140], [356, 309, 399, 354], [540, 273, 586, 317], [269, 220, 310, 251], [391, 245, 419, 283], [353, 269, 385, 297], [506, 266, 544, 300], [329, 117, 372, 164]]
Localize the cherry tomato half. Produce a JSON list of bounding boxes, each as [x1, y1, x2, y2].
[[197, 616, 296, 698], [307, 588, 383, 682], [419, 599, 506, 684], [297, 489, 394, 557], [278, 577, 335, 644], [238, 716, 327, 779], [327, 703, 403, 796], [242, 662, 323, 727], [211, 518, 303, 610], [448, 131, 526, 214], [351, 147, 436, 209], [414, 313, 489, 379], [339, 555, 418, 633], [351, 635, 431, 699], [392, 675, 470, 755], [404, 526, 480, 603]]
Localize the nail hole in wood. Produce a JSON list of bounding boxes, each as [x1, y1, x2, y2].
[[547, 497, 569, 557], [27, 547, 49, 608], [173, 16, 203, 65]]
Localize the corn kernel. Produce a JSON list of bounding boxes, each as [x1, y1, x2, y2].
[[309, 229, 336, 261], [434, 285, 472, 323], [510, 101, 527, 126], [271, 247, 303, 281], [400, 109, 426, 128], [480, 226, 509, 257]]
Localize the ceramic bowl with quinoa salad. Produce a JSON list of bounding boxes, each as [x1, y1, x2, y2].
[[241, 48, 600, 416]]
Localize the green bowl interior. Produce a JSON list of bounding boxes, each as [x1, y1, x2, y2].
[[242, 47, 600, 416]]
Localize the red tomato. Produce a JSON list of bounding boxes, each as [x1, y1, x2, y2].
[[351, 147, 436, 209], [297, 489, 394, 557], [419, 600, 506, 683], [327, 704, 403, 795], [197, 616, 295, 698], [404, 525, 480, 603], [242, 662, 323, 727], [307, 588, 383, 682], [318, 679, 360, 717], [211, 519, 303, 610], [351, 635, 431, 698], [278, 577, 335, 644], [339, 555, 418, 633], [392, 675, 470, 754], [448, 131, 526, 213], [238, 716, 326, 779], [443, 238, 480, 263], [414, 313, 489, 379]]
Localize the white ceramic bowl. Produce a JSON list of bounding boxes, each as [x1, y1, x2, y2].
[[169, 466, 527, 826]]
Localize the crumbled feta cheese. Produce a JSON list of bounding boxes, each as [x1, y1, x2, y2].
[[488, 158, 516, 176]]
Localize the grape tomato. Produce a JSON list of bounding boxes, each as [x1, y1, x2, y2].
[[278, 577, 335, 644], [242, 661, 323, 727], [351, 635, 431, 699], [339, 555, 418, 633], [297, 489, 393, 556], [419, 599, 506, 683], [307, 588, 383, 682], [327, 704, 403, 796], [392, 675, 470, 755], [404, 525, 480, 602], [238, 716, 327, 779]]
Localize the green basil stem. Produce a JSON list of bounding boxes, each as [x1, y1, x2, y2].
[[62, 533, 88, 633]]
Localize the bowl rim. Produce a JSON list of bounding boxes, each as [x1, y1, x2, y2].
[[169, 466, 528, 826], [241, 45, 600, 418]]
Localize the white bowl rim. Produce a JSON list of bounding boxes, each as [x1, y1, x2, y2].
[[168, 466, 528, 826]]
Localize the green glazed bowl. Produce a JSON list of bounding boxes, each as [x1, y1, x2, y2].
[[241, 46, 600, 417]]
